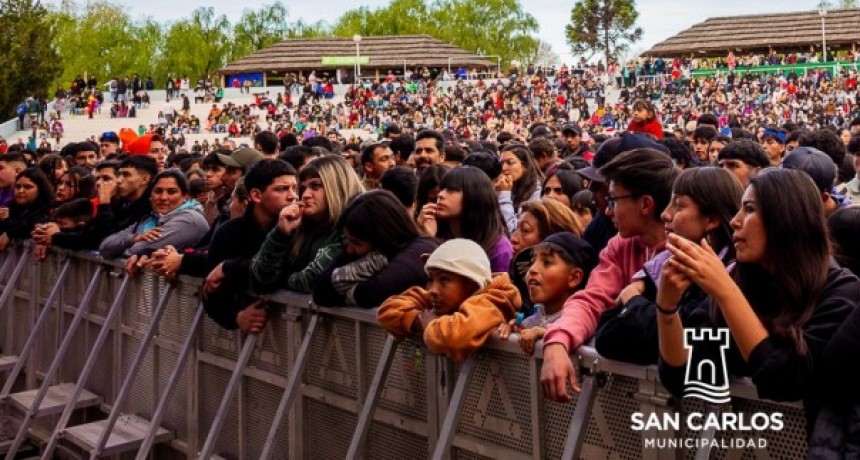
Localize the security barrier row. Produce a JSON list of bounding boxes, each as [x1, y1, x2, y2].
[[0, 247, 809, 459]]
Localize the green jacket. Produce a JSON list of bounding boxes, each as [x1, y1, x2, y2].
[[250, 225, 343, 293]]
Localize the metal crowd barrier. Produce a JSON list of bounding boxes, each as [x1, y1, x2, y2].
[[0, 248, 809, 459]]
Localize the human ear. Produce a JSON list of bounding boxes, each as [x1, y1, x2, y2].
[[567, 268, 584, 290]]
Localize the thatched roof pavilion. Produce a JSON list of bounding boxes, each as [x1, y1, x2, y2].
[[644, 8, 860, 58], [219, 34, 495, 76]]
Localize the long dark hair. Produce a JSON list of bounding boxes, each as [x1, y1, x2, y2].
[[338, 190, 420, 258], [501, 144, 540, 210], [414, 164, 450, 219], [730, 168, 830, 355], [541, 168, 584, 208], [13, 167, 54, 212], [671, 167, 742, 259], [437, 166, 507, 253], [57, 166, 96, 202]]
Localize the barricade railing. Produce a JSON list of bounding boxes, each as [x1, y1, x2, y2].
[[0, 248, 809, 459]]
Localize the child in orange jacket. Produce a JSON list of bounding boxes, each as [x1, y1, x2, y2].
[[377, 239, 521, 363]]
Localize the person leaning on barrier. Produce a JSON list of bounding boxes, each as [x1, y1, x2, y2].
[[657, 169, 860, 430], [185, 159, 299, 333], [594, 167, 742, 365], [540, 149, 677, 401], [0, 168, 53, 253], [99, 169, 208, 273], [32, 160, 122, 252], [313, 190, 438, 309], [250, 155, 364, 294], [0, 153, 28, 208], [499, 232, 597, 356], [377, 239, 521, 364]]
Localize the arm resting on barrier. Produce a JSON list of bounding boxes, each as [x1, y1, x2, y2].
[[543, 236, 631, 353], [377, 287, 432, 340], [423, 274, 520, 364]]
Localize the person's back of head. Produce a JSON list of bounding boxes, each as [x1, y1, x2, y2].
[[380, 166, 418, 209], [461, 152, 502, 181], [254, 131, 279, 155], [279, 145, 315, 171], [718, 140, 770, 168], [798, 129, 846, 166], [303, 135, 333, 153], [828, 205, 860, 276], [697, 113, 719, 130], [781, 146, 836, 193], [54, 197, 94, 229], [389, 134, 415, 164]]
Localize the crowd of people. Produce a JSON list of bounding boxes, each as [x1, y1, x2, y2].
[[2, 56, 860, 455]]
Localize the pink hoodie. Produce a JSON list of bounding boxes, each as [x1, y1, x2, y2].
[[542, 235, 664, 352]]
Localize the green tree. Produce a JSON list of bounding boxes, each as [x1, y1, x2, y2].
[[158, 7, 230, 79], [565, 0, 642, 67], [331, 0, 538, 67], [0, 0, 62, 117], [231, 2, 292, 61], [48, 1, 163, 88]]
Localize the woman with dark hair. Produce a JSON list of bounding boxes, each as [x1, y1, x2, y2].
[[417, 166, 512, 272], [99, 169, 208, 264], [413, 164, 449, 220], [54, 166, 95, 206], [657, 169, 860, 426], [37, 154, 68, 189], [498, 143, 541, 232], [810, 204, 860, 455], [0, 168, 53, 252], [251, 155, 364, 293], [541, 168, 587, 227], [595, 167, 742, 364], [314, 190, 439, 308]]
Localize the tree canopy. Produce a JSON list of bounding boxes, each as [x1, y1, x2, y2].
[[0, 0, 61, 117], [565, 0, 642, 68], [0, 0, 544, 117]]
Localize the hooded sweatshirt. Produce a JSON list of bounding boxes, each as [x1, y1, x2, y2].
[[99, 199, 208, 259], [377, 273, 521, 363]]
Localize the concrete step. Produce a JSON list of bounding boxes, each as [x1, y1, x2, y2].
[[8, 383, 102, 418], [63, 413, 172, 457], [0, 355, 17, 372]]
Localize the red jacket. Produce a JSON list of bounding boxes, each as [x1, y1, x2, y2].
[[626, 119, 664, 139]]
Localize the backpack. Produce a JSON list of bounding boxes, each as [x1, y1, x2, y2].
[[16, 103, 26, 117]]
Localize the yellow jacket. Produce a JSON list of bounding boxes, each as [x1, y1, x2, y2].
[[377, 274, 521, 363]]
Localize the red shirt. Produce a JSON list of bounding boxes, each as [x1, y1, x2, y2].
[[626, 119, 664, 139]]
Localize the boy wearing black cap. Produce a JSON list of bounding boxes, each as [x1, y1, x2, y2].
[[498, 232, 597, 355]]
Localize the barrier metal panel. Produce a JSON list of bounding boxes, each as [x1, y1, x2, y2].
[[0, 250, 816, 460]]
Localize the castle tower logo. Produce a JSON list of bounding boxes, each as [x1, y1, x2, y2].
[[682, 328, 731, 404]]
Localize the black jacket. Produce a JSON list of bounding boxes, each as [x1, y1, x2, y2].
[[52, 196, 151, 250], [313, 237, 438, 309], [202, 209, 272, 330], [659, 266, 860, 430], [0, 205, 50, 240]]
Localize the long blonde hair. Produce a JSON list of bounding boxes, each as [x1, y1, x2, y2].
[[292, 155, 364, 256]]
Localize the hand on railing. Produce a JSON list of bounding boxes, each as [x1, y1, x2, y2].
[[236, 299, 267, 334], [149, 245, 181, 281], [203, 262, 225, 299], [125, 254, 150, 277], [540, 343, 581, 401]]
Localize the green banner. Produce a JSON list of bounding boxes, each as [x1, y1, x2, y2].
[[322, 56, 370, 66]]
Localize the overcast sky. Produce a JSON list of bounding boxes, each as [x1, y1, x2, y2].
[[48, 0, 820, 61]]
